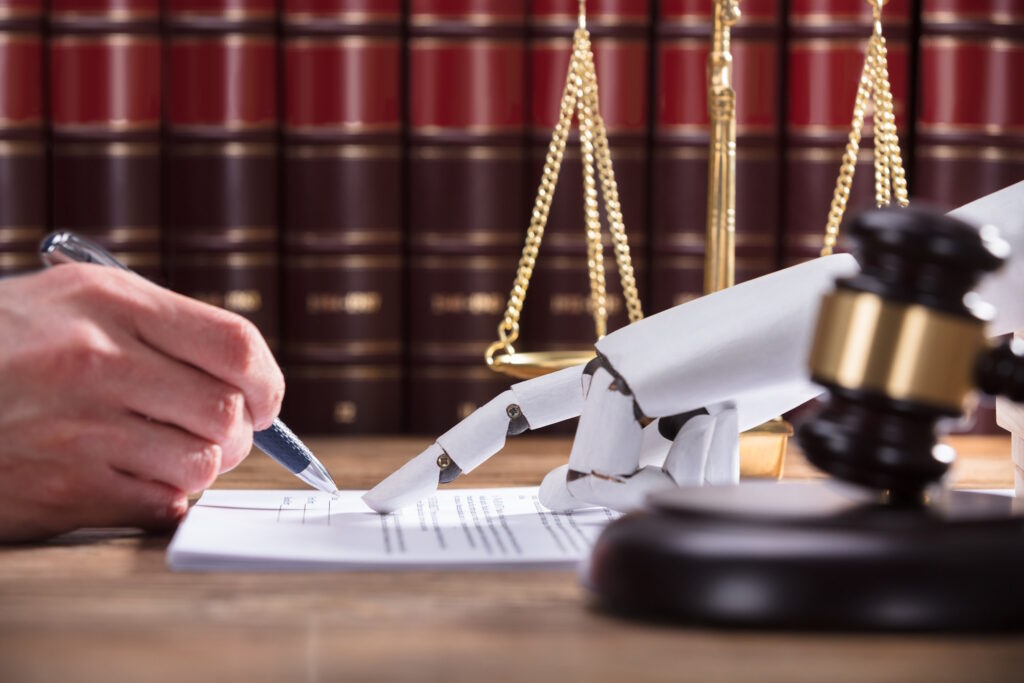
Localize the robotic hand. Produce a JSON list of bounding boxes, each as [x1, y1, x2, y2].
[[364, 253, 858, 513], [364, 181, 1024, 514]]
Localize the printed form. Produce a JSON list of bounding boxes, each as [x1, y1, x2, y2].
[[167, 488, 619, 570]]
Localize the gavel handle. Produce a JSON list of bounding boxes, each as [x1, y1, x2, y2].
[[976, 338, 1024, 402]]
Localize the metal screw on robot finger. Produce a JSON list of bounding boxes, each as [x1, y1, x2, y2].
[[437, 453, 452, 469], [506, 404, 522, 419]]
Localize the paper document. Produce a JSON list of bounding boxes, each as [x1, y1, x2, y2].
[[167, 487, 619, 571]]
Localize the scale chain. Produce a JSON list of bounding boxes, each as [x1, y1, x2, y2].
[[585, 46, 644, 325], [821, 0, 908, 257], [577, 31, 609, 338], [489, 42, 581, 355], [487, 18, 644, 365]]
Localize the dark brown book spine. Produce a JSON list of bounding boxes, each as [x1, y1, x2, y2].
[[0, 0, 45, 277], [526, 0, 649, 352], [783, 0, 912, 265], [280, 0, 404, 434], [48, 0, 162, 280], [406, 0, 528, 433], [915, 1, 1024, 434], [651, 0, 781, 312], [164, 0, 279, 345]]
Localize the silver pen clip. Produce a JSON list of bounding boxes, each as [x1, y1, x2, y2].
[[40, 231, 131, 271]]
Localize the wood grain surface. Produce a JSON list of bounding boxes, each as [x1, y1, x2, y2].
[[1, 435, 1022, 683]]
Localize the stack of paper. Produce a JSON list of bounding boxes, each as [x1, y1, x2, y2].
[[167, 487, 619, 571]]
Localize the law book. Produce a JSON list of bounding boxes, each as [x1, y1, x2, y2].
[[914, 2, 1024, 209], [783, 0, 912, 265], [0, 0, 45, 278], [915, 1, 1024, 435], [651, 0, 782, 311], [280, 0, 404, 434], [48, 0, 162, 281], [523, 0, 649, 353], [164, 0, 279, 347], [406, 0, 528, 433]]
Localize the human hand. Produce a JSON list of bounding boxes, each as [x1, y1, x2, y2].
[[0, 264, 284, 542]]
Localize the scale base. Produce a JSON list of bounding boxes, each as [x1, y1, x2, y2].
[[586, 482, 1024, 631]]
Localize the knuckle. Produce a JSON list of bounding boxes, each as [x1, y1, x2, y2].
[[222, 316, 263, 376], [271, 366, 285, 405], [209, 390, 245, 442], [152, 491, 189, 523], [61, 323, 120, 378], [185, 444, 222, 492], [265, 369, 285, 419], [51, 262, 101, 292], [36, 469, 78, 506], [60, 263, 122, 301], [220, 428, 253, 473], [167, 494, 189, 521], [204, 390, 252, 471]]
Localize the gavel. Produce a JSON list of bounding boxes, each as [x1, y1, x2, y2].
[[587, 205, 1024, 631], [799, 207, 1024, 496]]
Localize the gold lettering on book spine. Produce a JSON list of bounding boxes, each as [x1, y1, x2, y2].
[[306, 292, 383, 315], [431, 292, 504, 316], [193, 290, 263, 313], [334, 401, 358, 425]]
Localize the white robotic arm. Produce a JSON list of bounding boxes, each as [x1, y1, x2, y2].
[[364, 181, 1024, 515], [364, 253, 858, 513]]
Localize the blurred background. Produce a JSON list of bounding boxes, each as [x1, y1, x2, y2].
[[0, 0, 1020, 434]]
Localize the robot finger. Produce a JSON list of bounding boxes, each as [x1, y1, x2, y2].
[[662, 412, 715, 486], [363, 365, 591, 513], [538, 465, 592, 512], [703, 403, 740, 486], [637, 419, 671, 469], [566, 466, 676, 512], [567, 366, 643, 477], [363, 442, 447, 513]]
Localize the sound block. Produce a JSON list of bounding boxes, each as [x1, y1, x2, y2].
[[585, 482, 1024, 631]]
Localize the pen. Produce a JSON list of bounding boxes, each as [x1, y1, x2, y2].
[[39, 231, 339, 495]]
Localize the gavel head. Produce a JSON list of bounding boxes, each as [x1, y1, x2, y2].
[[797, 206, 1009, 497]]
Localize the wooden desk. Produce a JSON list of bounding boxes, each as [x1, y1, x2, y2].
[[2, 436, 1022, 682]]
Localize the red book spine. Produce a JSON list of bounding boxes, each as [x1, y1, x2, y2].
[[914, 2, 1024, 435], [0, 0, 45, 277], [651, 1, 781, 312], [280, 0, 404, 434], [48, 0, 162, 280], [164, 0, 279, 347], [915, 4, 1024, 208], [525, 0, 649, 359], [407, 0, 527, 433], [783, 0, 911, 265]]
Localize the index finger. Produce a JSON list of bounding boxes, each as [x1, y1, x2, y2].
[[120, 273, 284, 430]]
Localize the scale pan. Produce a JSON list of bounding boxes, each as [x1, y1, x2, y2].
[[487, 350, 596, 380]]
